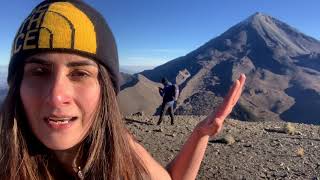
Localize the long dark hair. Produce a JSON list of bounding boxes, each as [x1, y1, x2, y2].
[[0, 62, 149, 179]]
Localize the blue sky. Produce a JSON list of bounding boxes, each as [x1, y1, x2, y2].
[[1, 0, 320, 67]]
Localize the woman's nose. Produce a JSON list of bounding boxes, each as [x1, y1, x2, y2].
[[45, 73, 73, 107]]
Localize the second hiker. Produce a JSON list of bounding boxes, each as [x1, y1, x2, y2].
[[157, 78, 179, 125]]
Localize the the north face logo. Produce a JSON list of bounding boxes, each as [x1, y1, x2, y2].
[[13, 2, 97, 55]]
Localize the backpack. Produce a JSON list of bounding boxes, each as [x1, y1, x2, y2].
[[162, 84, 179, 102]]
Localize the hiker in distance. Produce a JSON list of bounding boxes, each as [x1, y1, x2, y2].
[[157, 78, 179, 125], [0, 0, 246, 179]]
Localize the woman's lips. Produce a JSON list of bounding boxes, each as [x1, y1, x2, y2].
[[44, 116, 77, 130]]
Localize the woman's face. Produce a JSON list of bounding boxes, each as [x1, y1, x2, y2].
[[20, 52, 101, 150]]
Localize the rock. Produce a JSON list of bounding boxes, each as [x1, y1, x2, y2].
[[221, 134, 236, 145], [259, 173, 266, 178], [165, 133, 176, 137], [243, 144, 253, 148], [132, 111, 144, 116], [153, 128, 163, 132]]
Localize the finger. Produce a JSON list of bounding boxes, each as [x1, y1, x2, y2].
[[214, 75, 245, 120], [214, 116, 227, 126], [225, 80, 240, 108], [215, 80, 240, 119], [223, 79, 240, 106], [219, 75, 246, 116], [231, 74, 246, 106], [238, 74, 246, 89]]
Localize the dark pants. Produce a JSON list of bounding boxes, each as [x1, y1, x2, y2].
[[157, 101, 175, 125]]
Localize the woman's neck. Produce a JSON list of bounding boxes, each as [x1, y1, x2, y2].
[[53, 145, 82, 176]]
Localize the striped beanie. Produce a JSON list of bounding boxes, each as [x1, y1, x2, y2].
[[8, 0, 120, 93]]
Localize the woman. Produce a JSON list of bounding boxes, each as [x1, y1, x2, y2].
[[0, 0, 245, 179]]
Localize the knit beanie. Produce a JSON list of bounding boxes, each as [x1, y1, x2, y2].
[[8, 0, 120, 93]]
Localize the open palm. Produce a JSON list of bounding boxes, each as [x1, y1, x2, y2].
[[196, 74, 246, 137]]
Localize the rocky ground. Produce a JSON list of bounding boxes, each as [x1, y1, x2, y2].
[[125, 115, 320, 180]]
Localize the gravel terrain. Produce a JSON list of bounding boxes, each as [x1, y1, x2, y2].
[[125, 115, 320, 180]]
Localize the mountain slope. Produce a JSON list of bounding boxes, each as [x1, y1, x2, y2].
[[121, 12, 320, 124], [118, 74, 162, 115]]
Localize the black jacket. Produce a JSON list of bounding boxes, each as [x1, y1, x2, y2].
[[159, 83, 178, 103]]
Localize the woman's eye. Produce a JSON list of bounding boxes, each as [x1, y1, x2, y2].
[[29, 67, 49, 76], [69, 70, 90, 79]]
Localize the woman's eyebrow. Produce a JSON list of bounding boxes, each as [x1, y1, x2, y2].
[[25, 57, 51, 65], [24, 58, 96, 67], [66, 60, 97, 67]]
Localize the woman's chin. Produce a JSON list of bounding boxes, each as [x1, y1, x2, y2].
[[38, 135, 83, 150], [43, 141, 79, 151]]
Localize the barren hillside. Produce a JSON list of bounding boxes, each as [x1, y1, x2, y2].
[[120, 12, 320, 124]]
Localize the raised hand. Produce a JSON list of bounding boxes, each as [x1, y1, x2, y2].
[[195, 74, 246, 137]]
